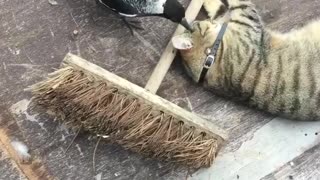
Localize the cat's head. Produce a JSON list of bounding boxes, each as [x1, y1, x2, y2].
[[172, 19, 225, 82]]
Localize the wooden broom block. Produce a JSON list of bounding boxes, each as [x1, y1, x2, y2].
[[63, 53, 228, 140]]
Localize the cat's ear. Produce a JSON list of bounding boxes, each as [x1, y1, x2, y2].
[[172, 33, 193, 50]]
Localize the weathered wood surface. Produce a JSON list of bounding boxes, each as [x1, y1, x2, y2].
[[0, 148, 27, 180], [1, 0, 320, 179]]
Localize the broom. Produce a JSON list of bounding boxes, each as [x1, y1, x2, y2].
[[27, 0, 228, 169]]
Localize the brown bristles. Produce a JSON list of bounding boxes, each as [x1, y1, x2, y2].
[[28, 66, 223, 169]]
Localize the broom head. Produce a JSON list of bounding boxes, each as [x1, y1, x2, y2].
[[27, 53, 228, 169]]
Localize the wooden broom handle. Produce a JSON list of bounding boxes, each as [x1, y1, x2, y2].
[[144, 0, 204, 94]]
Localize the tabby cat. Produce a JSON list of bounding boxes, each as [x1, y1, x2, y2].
[[172, 0, 320, 121]]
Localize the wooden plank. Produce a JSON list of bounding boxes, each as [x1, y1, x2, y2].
[[0, 127, 52, 180], [0, 148, 27, 180], [262, 143, 320, 180], [191, 118, 320, 180]]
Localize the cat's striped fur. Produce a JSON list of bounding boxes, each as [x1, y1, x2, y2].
[[173, 0, 320, 121]]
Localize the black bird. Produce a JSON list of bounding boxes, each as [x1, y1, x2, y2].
[[96, 0, 193, 35]]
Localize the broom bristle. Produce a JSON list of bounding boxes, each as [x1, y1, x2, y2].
[[28, 66, 223, 169]]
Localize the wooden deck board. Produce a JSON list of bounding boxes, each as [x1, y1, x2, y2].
[[1, 0, 320, 179], [191, 118, 320, 180], [0, 147, 27, 180], [262, 143, 320, 180]]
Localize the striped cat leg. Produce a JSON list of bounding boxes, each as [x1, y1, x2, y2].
[[227, 0, 262, 31], [204, 0, 261, 29]]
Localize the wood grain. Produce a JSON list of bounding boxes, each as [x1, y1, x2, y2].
[[262, 143, 320, 180], [144, 0, 203, 93], [0, 128, 52, 180]]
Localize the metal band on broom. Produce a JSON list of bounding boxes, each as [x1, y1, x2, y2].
[[27, 0, 228, 169]]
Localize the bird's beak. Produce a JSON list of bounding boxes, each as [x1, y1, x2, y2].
[[180, 18, 194, 32]]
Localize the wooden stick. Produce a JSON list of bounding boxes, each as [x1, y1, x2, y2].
[[144, 0, 204, 94]]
